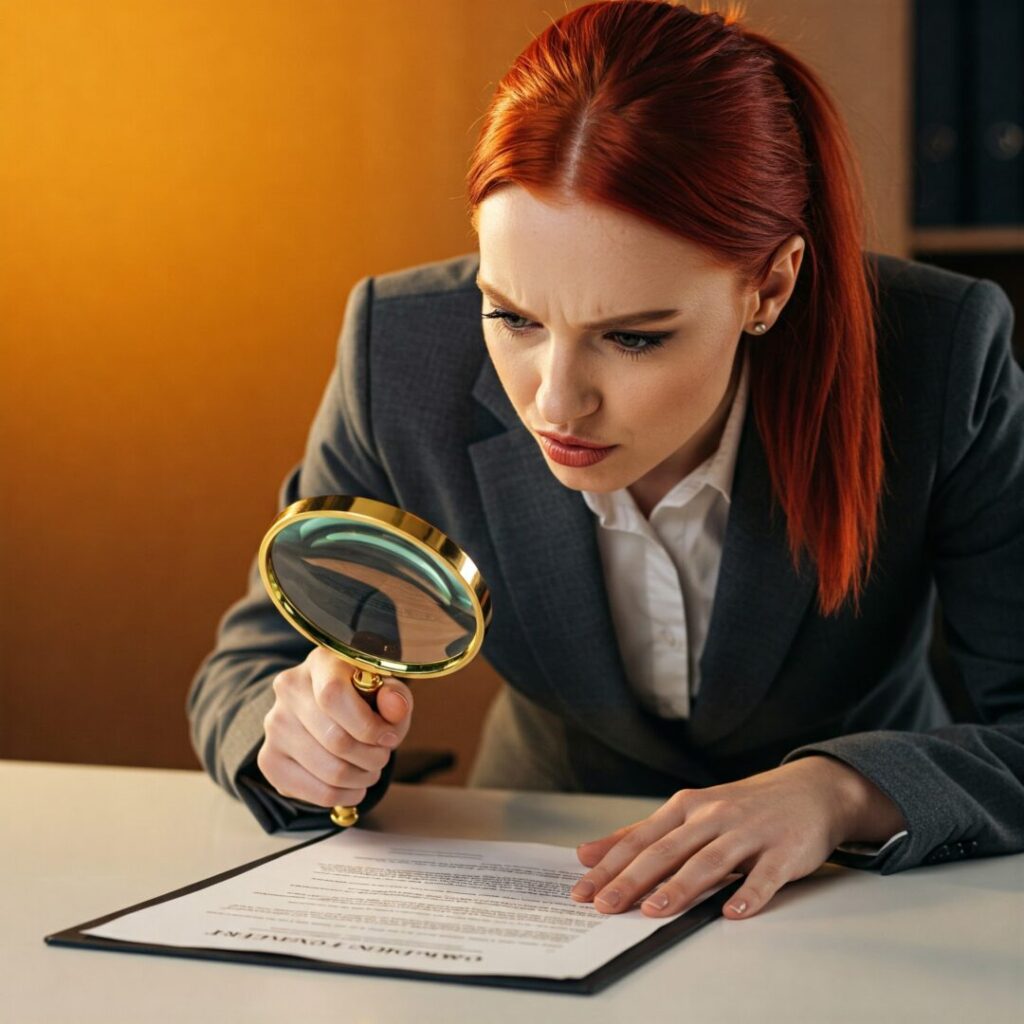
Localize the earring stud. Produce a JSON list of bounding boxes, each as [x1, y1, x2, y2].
[[752, 321, 768, 334]]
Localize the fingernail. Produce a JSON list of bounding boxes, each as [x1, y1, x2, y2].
[[727, 899, 748, 915], [378, 731, 399, 748], [643, 891, 670, 911], [386, 686, 409, 710], [596, 888, 622, 909], [570, 879, 595, 900]]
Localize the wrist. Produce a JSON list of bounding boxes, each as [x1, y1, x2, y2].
[[804, 754, 907, 847]]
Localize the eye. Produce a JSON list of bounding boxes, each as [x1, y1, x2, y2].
[[481, 309, 533, 333], [481, 309, 668, 360], [609, 332, 666, 360]]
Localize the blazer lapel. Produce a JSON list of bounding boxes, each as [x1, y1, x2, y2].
[[468, 355, 710, 779], [689, 411, 818, 746]]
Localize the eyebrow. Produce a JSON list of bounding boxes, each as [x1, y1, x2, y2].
[[475, 275, 683, 330]]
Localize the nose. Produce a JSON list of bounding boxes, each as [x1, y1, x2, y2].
[[534, 342, 600, 428]]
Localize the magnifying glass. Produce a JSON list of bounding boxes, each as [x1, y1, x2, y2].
[[257, 495, 492, 828]]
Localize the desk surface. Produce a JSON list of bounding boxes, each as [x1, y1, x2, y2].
[[5, 760, 1023, 1023]]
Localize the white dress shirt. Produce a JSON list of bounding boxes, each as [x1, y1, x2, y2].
[[581, 354, 750, 719], [580, 352, 907, 859]]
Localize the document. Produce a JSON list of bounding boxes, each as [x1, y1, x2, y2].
[[83, 830, 726, 980]]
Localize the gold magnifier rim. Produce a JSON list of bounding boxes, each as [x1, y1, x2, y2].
[[258, 495, 491, 678]]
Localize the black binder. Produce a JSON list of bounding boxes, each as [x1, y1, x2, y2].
[[913, 0, 966, 225], [966, 0, 1024, 224], [44, 830, 742, 996], [914, 0, 1024, 226]]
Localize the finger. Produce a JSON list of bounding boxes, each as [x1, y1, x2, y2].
[[257, 745, 368, 809], [575, 789, 697, 872], [278, 710, 384, 788], [570, 814, 693, 905], [376, 679, 414, 731], [293, 741, 381, 794], [590, 824, 743, 914], [576, 824, 639, 867], [292, 697, 391, 773], [641, 837, 768, 918], [721, 854, 793, 920], [311, 667, 397, 746]]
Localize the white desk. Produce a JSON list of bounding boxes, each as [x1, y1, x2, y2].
[[4, 760, 1023, 1023]]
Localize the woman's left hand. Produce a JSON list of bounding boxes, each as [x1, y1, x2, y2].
[[571, 755, 906, 920]]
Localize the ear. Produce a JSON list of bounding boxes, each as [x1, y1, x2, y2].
[[744, 234, 805, 334]]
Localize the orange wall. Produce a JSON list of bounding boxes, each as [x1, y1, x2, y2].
[[0, 1, 907, 779]]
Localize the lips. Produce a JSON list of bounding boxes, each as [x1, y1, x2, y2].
[[537, 432, 611, 449], [537, 433, 617, 468]]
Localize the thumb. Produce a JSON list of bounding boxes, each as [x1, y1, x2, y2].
[[376, 678, 413, 726]]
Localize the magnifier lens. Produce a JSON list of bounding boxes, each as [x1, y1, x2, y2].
[[268, 516, 478, 670]]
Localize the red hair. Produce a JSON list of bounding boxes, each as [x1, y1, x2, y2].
[[466, 0, 883, 615]]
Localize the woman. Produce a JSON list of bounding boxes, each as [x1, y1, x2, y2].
[[187, 0, 1024, 921]]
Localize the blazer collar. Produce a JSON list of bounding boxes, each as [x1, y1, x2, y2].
[[691, 402, 818, 745]]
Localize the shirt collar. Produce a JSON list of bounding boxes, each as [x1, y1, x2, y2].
[[581, 351, 750, 528]]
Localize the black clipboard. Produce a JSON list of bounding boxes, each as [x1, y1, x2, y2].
[[44, 830, 742, 995]]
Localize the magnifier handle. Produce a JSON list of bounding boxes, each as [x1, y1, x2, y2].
[[330, 667, 386, 828], [352, 675, 381, 712]]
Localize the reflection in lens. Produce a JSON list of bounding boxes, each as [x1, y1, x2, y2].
[[269, 517, 477, 668]]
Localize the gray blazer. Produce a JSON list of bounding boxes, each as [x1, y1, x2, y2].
[[187, 250, 1024, 875]]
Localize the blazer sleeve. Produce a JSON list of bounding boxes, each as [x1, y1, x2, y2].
[[783, 278, 1024, 874], [186, 274, 400, 833]]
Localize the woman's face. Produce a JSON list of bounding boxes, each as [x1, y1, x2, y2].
[[475, 185, 769, 498]]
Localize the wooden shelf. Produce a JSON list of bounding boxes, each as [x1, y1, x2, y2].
[[910, 226, 1024, 254]]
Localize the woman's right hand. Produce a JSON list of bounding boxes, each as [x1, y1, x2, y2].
[[256, 646, 414, 808]]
